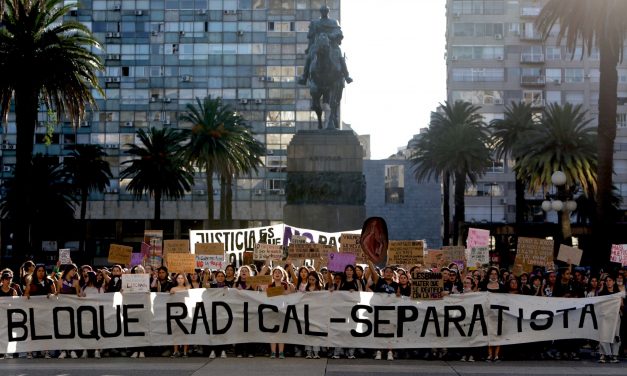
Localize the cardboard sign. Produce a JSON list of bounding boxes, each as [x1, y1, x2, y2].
[[266, 285, 285, 297], [243, 251, 253, 266], [108, 244, 133, 265], [130, 253, 145, 267], [327, 252, 356, 272], [291, 235, 308, 244], [164, 240, 190, 254], [248, 275, 272, 286], [195, 254, 226, 270], [59, 249, 71, 265], [410, 271, 444, 300], [610, 244, 627, 266], [515, 237, 554, 273], [122, 274, 150, 293], [387, 240, 424, 265], [468, 246, 490, 267], [557, 245, 583, 266], [339, 233, 366, 263], [467, 228, 490, 248], [287, 243, 332, 259], [140, 242, 151, 257], [441, 246, 466, 263], [143, 230, 163, 256], [195, 243, 225, 255], [166, 253, 196, 274], [253, 243, 283, 261]]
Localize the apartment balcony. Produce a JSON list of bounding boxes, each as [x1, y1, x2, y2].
[[524, 99, 546, 108], [520, 53, 545, 64], [520, 7, 541, 18], [520, 32, 543, 41], [520, 75, 546, 86]]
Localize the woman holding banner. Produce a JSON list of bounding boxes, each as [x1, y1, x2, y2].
[[234, 265, 257, 358], [208, 269, 229, 359], [598, 274, 623, 363], [170, 273, 190, 358], [56, 264, 82, 359], [332, 264, 362, 359], [481, 267, 504, 362], [266, 266, 294, 359], [304, 271, 323, 359], [225, 264, 236, 287]]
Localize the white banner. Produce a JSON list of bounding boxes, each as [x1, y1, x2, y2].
[[0, 291, 622, 353], [189, 224, 359, 266]]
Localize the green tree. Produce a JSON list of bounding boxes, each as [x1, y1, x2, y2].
[[0, 0, 103, 252], [180, 97, 264, 227], [120, 128, 194, 221], [490, 102, 535, 224], [536, 0, 627, 259], [410, 101, 491, 245], [514, 103, 597, 242]]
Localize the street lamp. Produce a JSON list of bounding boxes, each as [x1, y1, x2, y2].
[[541, 170, 577, 243]]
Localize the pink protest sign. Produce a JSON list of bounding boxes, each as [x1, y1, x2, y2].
[[131, 253, 145, 267], [610, 244, 627, 265], [467, 228, 490, 248], [327, 252, 356, 272]]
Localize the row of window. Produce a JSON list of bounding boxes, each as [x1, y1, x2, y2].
[[451, 0, 505, 16], [451, 68, 627, 83], [89, 0, 334, 12], [93, 21, 310, 33], [450, 45, 605, 61]]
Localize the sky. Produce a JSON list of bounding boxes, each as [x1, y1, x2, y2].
[[340, 0, 447, 159]]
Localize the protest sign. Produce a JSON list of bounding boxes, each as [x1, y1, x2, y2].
[[557, 245, 583, 265], [122, 274, 150, 293], [195, 243, 225, 255], [243, 251, 253, 266], [387, 240, 424, 265], [253, 243, 283, 261], [291, 235, 308, 244], [468, 246, 490, 267], [164, 240, 190, 254], [141, 242, 151, 257], [143, 230, 163, 256], [195, 255, 226, 270], [108, 244, 133, 265], [328, 252, 356, 272], [423, 250, 445, 269], [410, 271, 444, 300], [610, 244, 627, 266], [130, 253, 145, 267], [467, 228, 490, 248], [166, 253, 196, 274], [266, 286, 285, 298], [248, 275, 272, 286], [515, 237, 554, 273], [339, 233, 366, 263], [59, 249, 71, 265], [442, 245, 466, 268], [146, 256, 162, 269]]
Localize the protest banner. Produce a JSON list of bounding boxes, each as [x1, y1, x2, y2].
[[195, 255, 226, 270], [467, 228, 490, 248], [0, 291, 621, 353], [253, 243, 283, 261], [248, 275, 272, 286], [328, 252, 357, 272], [195, 243, 225, 255], [144, 230, 163, 256], [515, 237, 554, 273], [610, 244, 627, 266], [557, 245, 583, 266], [122, 274, 150, 293], [410, 271, 444, 300], [165, 253, 196, 274], [108, 244, 133, 265], [164, 240, 190, 254], [59, 249, 71, 265], [387, 240, 424, 265], [130, 253, 145, 267], [468, 246, 490, 267]]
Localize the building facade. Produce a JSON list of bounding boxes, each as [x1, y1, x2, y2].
[[446, 0, 627, 224]]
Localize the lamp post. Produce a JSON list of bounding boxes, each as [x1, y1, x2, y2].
[[541, 171, 577, 244]]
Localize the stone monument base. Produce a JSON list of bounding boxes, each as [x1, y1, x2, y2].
[[283, 204, 365, 233]]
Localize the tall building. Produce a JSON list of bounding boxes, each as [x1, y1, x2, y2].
[[0, 0, 341, 227], [446, 0, 627, 224]]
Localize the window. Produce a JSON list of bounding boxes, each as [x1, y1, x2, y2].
[[465, 183, 503, 197], [618, 113, 627, 128], [452, 90, 503, 105], [385, 165, 404, 204], [452, 22, 503, 37], [564, 91, 584, 105], [545, 47, 561, 60], [487, 159, 504, 173], [546, 91, 562, 105], [452, 68, 504, 82], [451, 0, 505, 15], [523, 90, 543, 107], [265, 111, 295, 127], [564, 68, 584, 83], [450, 45, 504, 60]]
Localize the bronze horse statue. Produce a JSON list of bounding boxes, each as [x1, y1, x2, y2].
[[307, 33, 344, 129]]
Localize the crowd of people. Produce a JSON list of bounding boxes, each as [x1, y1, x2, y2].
[[0, 257, 625, 363]]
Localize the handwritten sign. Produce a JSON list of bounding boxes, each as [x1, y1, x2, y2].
[[253, 243, 283, 261], [248, 275, 272, 286], [195, 243, 225, 255], [140, 242, 151, 257], [515, 237, 554, 273], [423, 250, 445, 269], [243, 251, 253, 266], [288, 243, 334, 259], [195, 254, 226, 270], [327, 252, 356, 272], [339, 233, 366, 263], [146, 256, 162, 269], [557, 245, 583, 266], [610, 244, 627, 266], [108, 244, 133, 265], [59, 249, 71, 265], [467, 228, 490, 248], [143, 230, 163, 256], [122, 274, 150, 293], [164, 240, 190, 254], [166, 253, 196, 274], [441, 246, 466, 264], [468, 246, 490, 267], [291, 235, 308, 244], [130, 253, 145, 267], [266, 285, 285, 298], [387, 240, 424, 265], [411, 271, 443, 300]]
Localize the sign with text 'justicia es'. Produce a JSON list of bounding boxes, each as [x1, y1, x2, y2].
[[0, 291, 622, 353]]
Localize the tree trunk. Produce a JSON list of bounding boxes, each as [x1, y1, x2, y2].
[[13, 87, 38, 255], [515, 176, 526, 224], [594, 38, 619, 268], [226, 174, 233, 225], [80, 188, 88, 253], [219, 175, 226, 228], [453, 171, 466, 246], [154, 189, 161, 221], [442, 171, 451, 246], [206, 163, 214, 227]]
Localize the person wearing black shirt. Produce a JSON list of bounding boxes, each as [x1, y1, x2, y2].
[[367, 260, 398, 360]]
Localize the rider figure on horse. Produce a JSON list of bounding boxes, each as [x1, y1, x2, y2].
[[298, 5, 353, 86]]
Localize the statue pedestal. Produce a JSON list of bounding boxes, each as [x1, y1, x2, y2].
[[283, 130, 365, 232]]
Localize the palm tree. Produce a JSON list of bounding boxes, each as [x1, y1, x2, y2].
[[410, 101, 491, 245], [536, 0, 627, 259], [180, 97, 264, 227], [490, 102, 536, 224], [120, 127, 194, 221], [514, 103, 597, 242], [0, 0, 103, 252]]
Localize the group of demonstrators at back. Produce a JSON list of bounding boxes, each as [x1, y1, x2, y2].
[[0, 257, 625, 363]]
